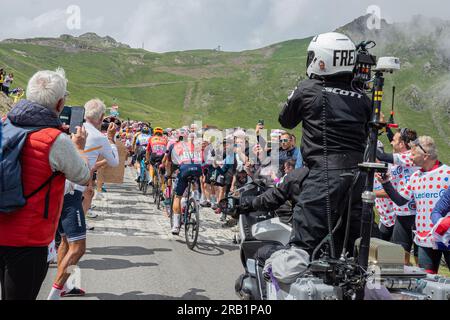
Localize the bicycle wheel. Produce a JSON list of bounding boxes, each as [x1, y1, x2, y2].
[[142, 170, 149, 195], [156, 178, 162, 210], [153, 170, 160, 204], [169, 192, 176, 228], [139, 172, 145, 191], [185, 197, 200, 250]]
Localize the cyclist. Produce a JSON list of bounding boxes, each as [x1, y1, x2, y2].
[[130, 125, 141, 172], [135, 125, 152, 182], [146, 127, 168, 193], [167, 132, 203, 235]]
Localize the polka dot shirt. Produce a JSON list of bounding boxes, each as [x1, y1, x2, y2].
[[398, 164, 450, 248]]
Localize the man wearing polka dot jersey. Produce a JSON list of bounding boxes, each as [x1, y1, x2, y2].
[[382, 129, 420, 265], [378, 136, 450, 274], [374, 177, 396, 240]]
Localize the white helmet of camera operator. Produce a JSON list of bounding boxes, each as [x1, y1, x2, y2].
[[306, 32, 357, 78]]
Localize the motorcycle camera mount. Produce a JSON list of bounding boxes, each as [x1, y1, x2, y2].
[[355, 44, 401, 299]]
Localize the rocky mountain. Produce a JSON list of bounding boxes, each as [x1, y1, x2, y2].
[[1, 33, 130, 52]]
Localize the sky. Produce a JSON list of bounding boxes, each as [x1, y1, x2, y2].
[[2, 0, 450, 52]]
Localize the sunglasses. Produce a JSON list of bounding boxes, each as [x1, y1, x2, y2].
[[280, 139, 290, 143], [409, 139, 428, 155]]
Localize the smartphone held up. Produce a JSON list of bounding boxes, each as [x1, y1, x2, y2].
[[60, 106, 85, 134]]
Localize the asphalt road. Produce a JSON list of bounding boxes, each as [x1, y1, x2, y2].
[[37, 168, 242, 300]]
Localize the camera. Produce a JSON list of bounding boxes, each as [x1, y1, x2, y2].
[[374, 57, 401, 73]]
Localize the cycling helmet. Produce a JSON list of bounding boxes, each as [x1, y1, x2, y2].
[[178, 128, 188, 141], [154, 127, 164, 135], [306, 32, 356, 78]]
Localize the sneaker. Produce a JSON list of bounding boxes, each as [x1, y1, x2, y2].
[[61, 288, 86, 298], [101, 186, 107, 193], [171, 226, 181, 236], [86, 223, 95, 231], [86, 211, 98, 219]]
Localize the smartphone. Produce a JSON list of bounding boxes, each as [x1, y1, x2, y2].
[[59, 106, 72, 127], [60, 106, 85, 134]]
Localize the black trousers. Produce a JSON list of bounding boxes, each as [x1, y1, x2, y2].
[[290, 168, 375, 258], [0, 246, 49, 300]]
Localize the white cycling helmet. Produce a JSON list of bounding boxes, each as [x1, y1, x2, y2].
[[306, 32, 356, 78]]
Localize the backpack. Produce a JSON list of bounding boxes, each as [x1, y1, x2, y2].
[[0, 118, 59, 214]]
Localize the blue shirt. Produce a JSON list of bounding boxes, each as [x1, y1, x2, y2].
[[431, 188, 450, 224]]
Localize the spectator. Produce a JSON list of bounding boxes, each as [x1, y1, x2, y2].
[[2, 73, 13, 95], [279, 132, 302, 174], [0, 69, 4, 92], [383, 128, 420, 265], [0, 68, 91, 300], [379, 136, 450, 274], [47, 99, 119, 300], [429, 188, 450, 258]]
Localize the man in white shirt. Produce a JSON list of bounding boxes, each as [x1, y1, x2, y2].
[[48, 99, 119, 300], [79, 100, 119, 217]]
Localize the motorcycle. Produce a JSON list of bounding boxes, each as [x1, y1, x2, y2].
[[219, 177, 293, 300]]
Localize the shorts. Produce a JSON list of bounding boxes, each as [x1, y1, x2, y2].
[[418, 246, 450, 273], [392, 215, 415, 252], [378, 223, 394, 241], [205, 165, 214, 185], [150, 154, 164, 166], [57, 191, 87, 243], [175, 164, 202, 196], [136, 147, 147, 163]]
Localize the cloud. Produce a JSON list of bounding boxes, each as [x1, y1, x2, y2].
[[1, 0, 450, 52]]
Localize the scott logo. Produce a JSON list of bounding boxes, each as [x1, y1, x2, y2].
[[324, 87, 362, 99], [333, 50, 356, 67]]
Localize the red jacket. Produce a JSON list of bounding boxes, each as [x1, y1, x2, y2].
[[0, 128, 66, 247]]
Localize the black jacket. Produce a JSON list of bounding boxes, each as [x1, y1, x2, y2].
[[279, 77, 372, 168], [252, 168, 309, 214]]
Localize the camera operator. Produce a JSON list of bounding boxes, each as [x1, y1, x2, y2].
[[239, 160, 304, 227], [279, 32, 372, 257]]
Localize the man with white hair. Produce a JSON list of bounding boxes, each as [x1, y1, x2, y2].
[[48, 99, 119, 300], [0, 69, 91, 300], [379, 136, 450, 274]]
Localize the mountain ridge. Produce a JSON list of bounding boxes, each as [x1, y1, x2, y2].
[[0, 15, 449, 161]]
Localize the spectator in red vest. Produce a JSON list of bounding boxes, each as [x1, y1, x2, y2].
[[0, 68, 91, 300]]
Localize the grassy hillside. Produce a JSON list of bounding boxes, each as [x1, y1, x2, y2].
[[1, 17, 449, 163]]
